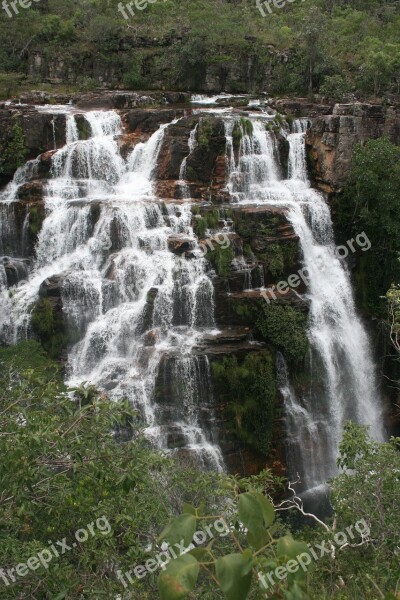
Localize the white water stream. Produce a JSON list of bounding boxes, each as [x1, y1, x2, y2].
[[0, 110, 224, 471], [0, 108, 384, 485], [225, 117, 384, 490]]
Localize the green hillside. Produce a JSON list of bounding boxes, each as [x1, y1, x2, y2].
[[0, 0, 399, 98]]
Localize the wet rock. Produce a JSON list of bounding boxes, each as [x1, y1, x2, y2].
[[74, 114, 92, 140], [274, 98, 333, 118], [143, 330, 158, 346], [0, 106, 65, 184], [140, 287, 158, 334], [16, 91, 72, 105], [39, 274, 65, 299], [2, 257, 30, 287], [117, 132, 145, 159], [167, 235, 193, 254], [17, 181, 45, 203], [124, 108, 185, 134], [73, 91, 158, 110]]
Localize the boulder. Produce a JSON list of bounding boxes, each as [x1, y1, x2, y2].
[[167, 235, 193, 254]]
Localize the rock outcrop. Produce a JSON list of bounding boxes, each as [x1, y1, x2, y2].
[[307, 101, 400, 192]]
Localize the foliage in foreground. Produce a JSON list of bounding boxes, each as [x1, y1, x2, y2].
[[1, 342, 399, 599], [0, 341, 230, 599], [158, 424, 400, 600]]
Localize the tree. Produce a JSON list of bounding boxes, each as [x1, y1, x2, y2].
[[329, 423, 400, 597], [0, 341, 223, 599], [157, 480, 311, 600], [0, 120, 27, 179], [386, 286, 400, 355], [359, 38, 400, 96], [336, 137, 400, 315]]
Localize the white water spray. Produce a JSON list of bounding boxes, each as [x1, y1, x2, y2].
[[0, 111, 224, 471], [225, 117, 384, 490]]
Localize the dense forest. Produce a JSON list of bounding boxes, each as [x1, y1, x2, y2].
[[0, 0, 400, 98]]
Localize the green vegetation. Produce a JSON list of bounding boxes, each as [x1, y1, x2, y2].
[[387, 285, 400, 354], [30, 297, 80, 359], [335, 137, 400, 316], [314, 423, 400, 598], [157, 486, 308, 600], [211, 351, 277, 456], [157, 423, 400, 600], [260, 243, 285, 277], [206, 244, 234, 278], [232, 119, 254, 151], [197, 117, 215, 149], [27, 206, 44, 238], [256, 302, 309, 364], [193, 208, 220, 238], [0, 342, 231, 599], [0, 345, 399, 599], [0, 1, 399, 98], [0, 121, 27, 179]]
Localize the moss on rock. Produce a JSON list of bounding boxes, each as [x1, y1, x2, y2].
[[211, 350, 277, 458], [31, 298, 69, 359], [256, 301, 309, 365]]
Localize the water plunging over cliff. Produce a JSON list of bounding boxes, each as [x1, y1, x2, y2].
[[225, 117, 383, 491], [0, 111, 223, 471]]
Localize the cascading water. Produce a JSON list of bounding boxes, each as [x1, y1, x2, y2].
[[178, 124, 198, 199], [225, 116, 384, 492], [288, 119, 309, 182], [0, 110, 223, 471]]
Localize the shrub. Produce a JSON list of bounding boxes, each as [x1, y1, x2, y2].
[[0, 120, 28, 179], [256, 302, 309, 364]]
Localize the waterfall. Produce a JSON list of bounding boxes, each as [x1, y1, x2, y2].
[[148, 355, 224, 471], [225, 117, 384, 491], [288, 119, 309, 182], [178, 124, 198, 199], [0, 111, 223, 471]]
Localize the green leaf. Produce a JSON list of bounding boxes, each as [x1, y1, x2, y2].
[[188, 547, 209, 560], [276, 536, 310, 561], [158, 554, 200, 600], [238, 492, 275, 534], [159, 514, 197, 547], [247, 526, 269, 550], [215, 552, 253, 600], [52, 593, 67, 600], [253, 492, 275, 527], [182, 502, 196, 515]]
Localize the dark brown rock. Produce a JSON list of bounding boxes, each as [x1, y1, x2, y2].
[[124, 108, 185, 134], [167, 235, 193, 254]]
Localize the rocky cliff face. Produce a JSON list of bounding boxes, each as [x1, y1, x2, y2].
[[0, 95, 397, 475], [27, 44, 278, 93], [306, 100, 400, 193]]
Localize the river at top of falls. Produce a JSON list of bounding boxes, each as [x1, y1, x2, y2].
[[0, 110, 224, 472], [225, 116, 384, 492]]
